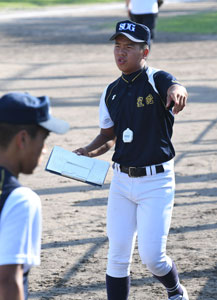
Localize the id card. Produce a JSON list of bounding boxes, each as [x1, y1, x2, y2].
[[122, 128, 133, 143]]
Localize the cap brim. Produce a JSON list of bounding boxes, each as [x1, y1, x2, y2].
[[39, 116, 70, 134], [110, 32, 145, 43]]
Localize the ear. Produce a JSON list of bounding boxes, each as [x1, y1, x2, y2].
[[15, 130, 29, 150], [143, 48, 149, 59]]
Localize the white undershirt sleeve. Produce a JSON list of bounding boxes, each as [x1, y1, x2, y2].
[[0, 187, 42, 273], [99, 86, 114, 129]]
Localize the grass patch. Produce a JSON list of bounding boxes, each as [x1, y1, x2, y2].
[[157, 12, 217, 34], [0, 0, 123, 9]]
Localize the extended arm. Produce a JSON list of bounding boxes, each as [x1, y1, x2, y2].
[[74, 127, 116, 158], [0, 264, 24, 300], [166, 84, 188, 114]]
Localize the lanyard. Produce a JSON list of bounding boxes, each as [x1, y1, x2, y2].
[[121, 70, 144, 143]]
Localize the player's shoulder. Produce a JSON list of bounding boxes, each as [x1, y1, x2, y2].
[[107, 76, 121, 91], [101, 76, 121, 96], [147, 67, 178, 86], [11, 186, 38, 196], [6, 186, 41, 211], [146, 66, 173, 76], [147, 67, 175, 81], [103, 76, 122, 104], [145, 67, 162, 94], [13, 186, 40, 201], [146, 66, 161, 77]]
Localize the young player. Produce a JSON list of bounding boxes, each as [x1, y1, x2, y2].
[[0, 92, 69, 300], [75, 20, 189, 300]]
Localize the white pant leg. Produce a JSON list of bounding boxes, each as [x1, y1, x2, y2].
[[106, 169, 137, 278], [136, 161, 175, 276]]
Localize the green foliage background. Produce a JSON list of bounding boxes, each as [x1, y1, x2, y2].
[[0, 0, 124, 8], [157, 12, 217, 34]]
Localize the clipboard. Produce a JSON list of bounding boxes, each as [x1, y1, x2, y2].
[[45, 146, 110, 187]]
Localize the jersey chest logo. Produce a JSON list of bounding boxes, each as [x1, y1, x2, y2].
[[137, 94, 154, 107], [137, 97, 144, 107], [146, 94, 154, 105]]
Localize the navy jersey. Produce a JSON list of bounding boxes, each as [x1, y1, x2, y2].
[[104, 67, 178, 167]]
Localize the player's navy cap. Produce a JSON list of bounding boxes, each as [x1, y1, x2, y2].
[[110, 20, 151, 45], [0, 92, 70, 134]]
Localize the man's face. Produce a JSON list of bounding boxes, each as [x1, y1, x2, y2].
[[114, 35, 147, 75], [20, 127, 49, 175]]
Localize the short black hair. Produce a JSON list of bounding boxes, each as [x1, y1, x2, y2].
[[0, 123, 41, 149], [139, 42, 149, 50]]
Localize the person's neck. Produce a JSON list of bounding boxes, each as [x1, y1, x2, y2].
[[122, 68, 142, 76], [121, 67, 145, 83], [0, 152, 19, 178], [122, 62, 147, 76]]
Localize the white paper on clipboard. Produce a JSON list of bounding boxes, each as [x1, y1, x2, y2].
[[45, 146, 110, 186]]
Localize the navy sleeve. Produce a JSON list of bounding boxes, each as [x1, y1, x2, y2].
[[153, 71, 181, 105]]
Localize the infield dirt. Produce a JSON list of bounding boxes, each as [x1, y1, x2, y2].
[[0, 1, 217, 299]]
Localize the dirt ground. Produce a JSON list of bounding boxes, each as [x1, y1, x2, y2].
[[0, 1, 217, 299]]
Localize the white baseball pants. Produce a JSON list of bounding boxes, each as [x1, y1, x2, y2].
[[106, 159, 175, 278]]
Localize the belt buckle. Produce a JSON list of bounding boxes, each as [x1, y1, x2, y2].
[[128, 167, 137, 177]]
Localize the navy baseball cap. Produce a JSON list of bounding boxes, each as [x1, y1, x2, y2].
[[110, 20, 151, 45], [0, 92, 70, 134]]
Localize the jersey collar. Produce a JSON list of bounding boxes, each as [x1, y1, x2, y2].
[[121, 68, 145, 84]]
